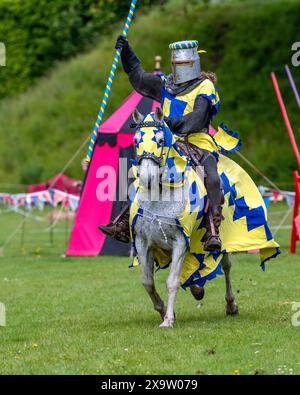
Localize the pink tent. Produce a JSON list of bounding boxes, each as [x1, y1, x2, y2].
[[66, 91, 159, 256]]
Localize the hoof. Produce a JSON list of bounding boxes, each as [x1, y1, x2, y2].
[[190, 284, 205, 301], [159, 313, 175, 328], [159, 321, 174, 329], [226, 304, 239, 316]]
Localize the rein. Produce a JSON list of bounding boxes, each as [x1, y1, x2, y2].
[[130, 121, 163, 128], [137, 151, 164, 164]]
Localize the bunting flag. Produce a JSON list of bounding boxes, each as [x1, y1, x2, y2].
[[258, 185, 295, 208], [0, 189, 79, 212]]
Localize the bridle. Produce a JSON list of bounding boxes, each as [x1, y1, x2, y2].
[[131, 121, 166, 165], [131, 118, 188, 188]]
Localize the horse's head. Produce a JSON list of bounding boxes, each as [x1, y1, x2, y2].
[[133, 107, 174, 190]]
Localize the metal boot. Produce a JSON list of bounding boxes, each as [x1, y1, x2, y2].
[[98, 205, 130, 244], [204, 208, 223, 252]]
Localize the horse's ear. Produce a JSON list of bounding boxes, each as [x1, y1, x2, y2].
[[154, 107, 164, 123], [133, 109, 144, 124]]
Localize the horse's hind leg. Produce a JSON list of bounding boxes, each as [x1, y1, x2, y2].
[[136, 238, 166, 319], [222, 254, 239, 316]]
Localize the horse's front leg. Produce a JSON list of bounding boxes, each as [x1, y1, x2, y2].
[[160, 238, 186, 329], [222, 253, 239, 315], [135, 237, 166, 319]]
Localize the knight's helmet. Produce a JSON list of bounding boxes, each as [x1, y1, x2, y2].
[[169, 40, 206, 85]]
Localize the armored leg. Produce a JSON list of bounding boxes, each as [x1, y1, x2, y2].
[[98, 204, 130, 244], [177, 140, 224, 252], [202, 154, 223, 251]]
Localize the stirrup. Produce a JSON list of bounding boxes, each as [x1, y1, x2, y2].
[[204, 235, 222, 252], [98, 224, 130, 244], [98, 204, 130, 244]]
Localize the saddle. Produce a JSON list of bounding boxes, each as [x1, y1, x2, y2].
[[176, 139, 224, 199], [176, 139, 208, 173]]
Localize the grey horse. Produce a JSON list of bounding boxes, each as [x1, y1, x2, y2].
[[132, 107, 238, 328]]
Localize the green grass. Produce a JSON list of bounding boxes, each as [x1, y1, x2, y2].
[[0, 202, 299, 374]]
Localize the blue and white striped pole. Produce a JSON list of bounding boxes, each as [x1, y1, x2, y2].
[[86, 0, 138, 162]]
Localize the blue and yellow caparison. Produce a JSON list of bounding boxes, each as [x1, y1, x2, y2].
[[129, 113, 280, 289]]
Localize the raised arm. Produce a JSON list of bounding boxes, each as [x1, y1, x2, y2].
[[116, 35, 162, 102]]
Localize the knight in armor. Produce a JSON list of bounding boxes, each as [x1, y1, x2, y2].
[[99, 36, 223, 251]]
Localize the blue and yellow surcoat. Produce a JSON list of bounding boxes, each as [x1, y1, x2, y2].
[[129, 113, 280, 289], [161, 75, 220, 119], [159, 74, 240, 155]]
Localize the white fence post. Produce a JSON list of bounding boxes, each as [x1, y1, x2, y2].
[[0, 42, 6, 67], [292, 302, 300, 327], [0, 303, 6, 327]]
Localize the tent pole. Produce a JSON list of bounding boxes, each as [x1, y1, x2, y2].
[[20, 215, 25, 249], [65, 200, 69, 248], [285, 65, 300, 109], [271, 72, 300, 169], [49, 206, 54, 245]]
